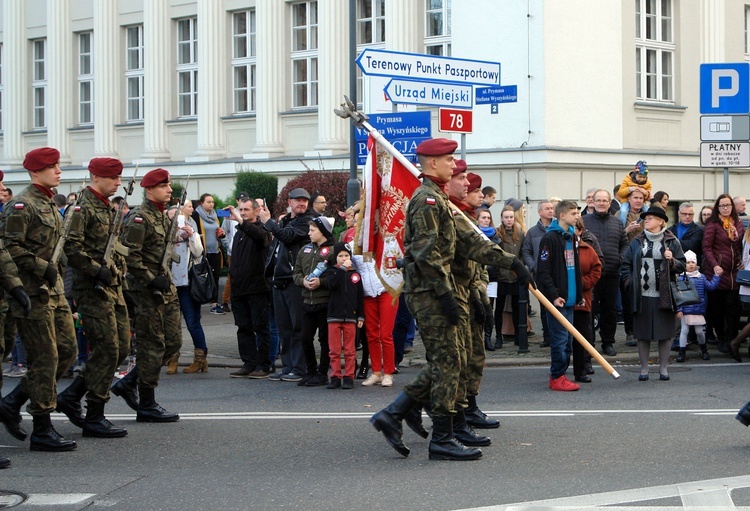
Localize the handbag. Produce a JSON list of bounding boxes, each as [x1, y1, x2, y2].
[[670, 275, 701, 308], [737, 269, 750, 286], [189, 256, 216, 304]]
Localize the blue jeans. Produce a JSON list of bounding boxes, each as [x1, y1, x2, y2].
[[177, 286, 207, 351], [11, 334, 26, 366], [547, 306, 573, 378], [268, 302, 279, 366]]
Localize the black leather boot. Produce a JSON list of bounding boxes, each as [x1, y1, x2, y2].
[[452, 409, 491, 447], [0, 386, 29, 441], [370, 391, 417, 457], [484, 321, 495, 351], [700, 344, 711, 361], [83, 399, 127, 438], [428, 415, 482, 461], [465, 394, 500, 429], [404, 403, 429, 439], [676, 348, 686, 363], [737, 401, 750, 427], [136, 387, 179, 423], [0, 456, 9, 469], [55, 376, 86, 428], [111, 366, 139, 411], [30, 413, 76, 452]]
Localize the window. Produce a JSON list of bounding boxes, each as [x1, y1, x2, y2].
[[356, 0, 385, 103], [635, 0, 674, 102], [177, 17, 198, 117], [32, 39, 46, 129], [78, 32, 93, 125], [125, 25, 144, 122], [291, 1, 318, 108], [232, 10, 256, 113], [425, 0, 451, 56]]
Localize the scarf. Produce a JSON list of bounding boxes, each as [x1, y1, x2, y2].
[[721, 215, 739, 242], [196, 205, 220, 253], [479, 225, 496, 238]]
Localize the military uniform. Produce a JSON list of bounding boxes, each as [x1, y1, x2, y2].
[[0, 185, 77, 416], [0, 240, 24, 396], [121, 199, 182, 391]]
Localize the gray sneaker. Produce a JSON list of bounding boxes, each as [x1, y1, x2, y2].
[[8, 365, 27, 378], [268, 372, 285, 381], [280, 372, 303, 382]]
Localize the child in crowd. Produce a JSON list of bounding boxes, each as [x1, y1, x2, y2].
[[676, 250, 720, 362], [325, 242, 364, 390], [617, 160, 652, 223], [293, 216, 336, 387]]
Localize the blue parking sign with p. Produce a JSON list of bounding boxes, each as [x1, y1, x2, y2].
[[700, 63, 750, 114]]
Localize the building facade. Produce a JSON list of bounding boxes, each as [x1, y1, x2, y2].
[[0, 0, 746, 220]]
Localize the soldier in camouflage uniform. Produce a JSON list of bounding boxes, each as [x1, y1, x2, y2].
[[56, 158, 130, 438], [0, 147, 78, 452], [370, 139, 533, 461], [0, 239, 30, 468], [111, 168, 181, 422]]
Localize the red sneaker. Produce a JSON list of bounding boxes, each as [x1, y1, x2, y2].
[[549, 375, 580, 391]]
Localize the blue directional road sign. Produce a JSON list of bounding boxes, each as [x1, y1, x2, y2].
[[384, 79, 473, 108], [700, 63, 750, 114], [475, 85, 518, 105], [354, 111, 432, 165]]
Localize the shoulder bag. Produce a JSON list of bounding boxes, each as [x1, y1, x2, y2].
[[670, 274, 701, 308], [737, 269, 750, 286], [189, 256, 216, 304]]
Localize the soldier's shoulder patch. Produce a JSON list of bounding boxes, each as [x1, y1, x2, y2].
[[540, 248, 549, 262], [13, 203, 24, 210], [451, 209, 458, 216], [319, 246, 330, 257], [74, 205, 81, 212], [350, 273, 360, 284], [134, 216, 143, 224], [426, 197, 436, 205]]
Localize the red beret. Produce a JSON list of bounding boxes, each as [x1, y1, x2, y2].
[[140, 168, 170, 188], [452, 158, 468, 176], [467, 172, 482, 192], [89, 157, 124, 178], [416, 138, 458, 157], [23, 147, 60, 172], [0, 170, 4, 181]]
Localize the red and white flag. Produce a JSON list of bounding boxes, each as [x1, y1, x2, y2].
[[357, 135, 419, 297]]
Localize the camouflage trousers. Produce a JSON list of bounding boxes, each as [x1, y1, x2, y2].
[[403, 290, 466, 416], [77, 289, 131, 402], [13, 293, 77, 416], [130, 290, 182, 388], [466, 312, 486, 397]]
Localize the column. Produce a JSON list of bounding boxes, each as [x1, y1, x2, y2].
[[700, 0, 725, 62], [189, 0, 225, 161], [2, 0, 26, 165], [309, 0, 348, 156], [385, 0, 421, 52], [141, 0, 171, 162], [46, 0, 72, 162], [92, 0, 119, 158], [246, 0, 285, 159]]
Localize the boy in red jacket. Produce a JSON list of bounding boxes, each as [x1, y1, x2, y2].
[[325, 242, 364, 389]]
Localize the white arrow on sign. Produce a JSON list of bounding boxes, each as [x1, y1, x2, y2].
[[357, 48, 500, 86], [384, 79, 473, 108]]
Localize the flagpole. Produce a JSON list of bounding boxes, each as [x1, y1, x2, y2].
[[335, 96, 620, 380]]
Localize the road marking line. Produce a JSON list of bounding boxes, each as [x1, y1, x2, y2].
[[23, 493, 96, 505]]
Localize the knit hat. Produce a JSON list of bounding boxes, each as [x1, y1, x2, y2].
[[505, 197, 523, 211], [684, 250, 697, 264], [310, 216, 334, 239], [333, 241, 352, 258], [634, 160, 648, 176]]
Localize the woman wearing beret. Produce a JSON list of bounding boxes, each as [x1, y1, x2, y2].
[[621, 204, 686, 381]]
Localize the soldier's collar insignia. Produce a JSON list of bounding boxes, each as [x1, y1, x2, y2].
[[426, 197, 436, 205]]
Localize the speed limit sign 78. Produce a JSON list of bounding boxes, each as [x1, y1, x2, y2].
[[438, 108, 473, 134]]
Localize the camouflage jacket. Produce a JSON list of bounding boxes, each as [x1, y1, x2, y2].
[[121, 199, 175, 294], [0, 240, 23, 294], [65, 187, 126, 293], [0, 185, 64, 296]]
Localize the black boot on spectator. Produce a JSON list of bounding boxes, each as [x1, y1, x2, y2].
[[30, 413, 76, 452], [700, 344, 711, 361], [111, 366, 139, 411], [465, 395, 500, 429], [428, 415, 482, 461], [0, 386, 29, 441], [452, 409, 491, 447], [55, 376, 86, 428], [676, 348, 686, 363]]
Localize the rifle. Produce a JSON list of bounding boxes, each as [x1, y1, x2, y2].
[[154, 176, 190, 295], [95, 165, 138, 293], [50, 179, 87, 271]]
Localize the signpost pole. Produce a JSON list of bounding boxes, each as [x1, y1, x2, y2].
[[460, 133, 466, 160], [725, 167, 729, 194]]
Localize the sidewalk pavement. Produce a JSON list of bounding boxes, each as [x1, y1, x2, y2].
[[174, 279, 731, 371]]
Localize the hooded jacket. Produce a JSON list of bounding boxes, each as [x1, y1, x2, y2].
[[536, 220, 582, 306]]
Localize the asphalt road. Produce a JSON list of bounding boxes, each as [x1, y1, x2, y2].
[[2, 361, 750, 510]]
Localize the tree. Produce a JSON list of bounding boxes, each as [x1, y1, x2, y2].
[[274, 171, 351, 226], [234, 171, 279, 212]]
